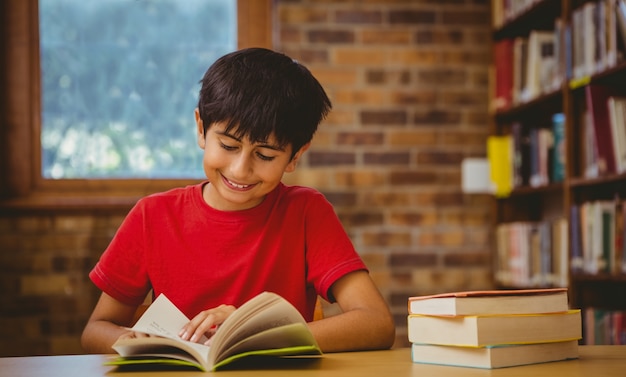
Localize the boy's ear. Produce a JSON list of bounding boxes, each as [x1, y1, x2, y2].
[[285, 143, 311, 173], [195, 108, 206, 148]]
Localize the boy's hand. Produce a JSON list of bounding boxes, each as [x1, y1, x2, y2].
[[178, 304, 236, 345]]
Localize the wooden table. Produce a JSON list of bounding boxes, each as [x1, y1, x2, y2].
[[0, 346, 624, 376]]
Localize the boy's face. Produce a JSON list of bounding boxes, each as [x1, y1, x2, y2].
[[195, 109, 308, 211]]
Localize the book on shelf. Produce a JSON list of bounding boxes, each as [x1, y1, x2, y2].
[[410, 340, 579, 369], [491, 0, 543, 29], [407, 309, 582, 347], [584, 307, 626, 345], [607, 0, 619, 68], [495, 220, 568, 287], [571, 1, 621, 80], [495, 222, 530, 287], [573, 200, 626, 275], [618, 199, 626, 274], [570, 204, 585, 273], [105, 292, 321, 372], [407, 288, 569, 317], [487, 135, 513, 197], [535, 222, 553, 287], [512, 36, 529, 105], [529, 128, 554, 188], [608, 96, 626, 173], [551, 113, 566, 183], [552, 217, 570, 287], [493, 38, 514, 111], [581, 201, 612, 274], [524, 30, 556, 101], [511, 122, 530, 188], [581, 107, 600, 178], [585, 84, 622, 175], [617, 0, 626, 58]]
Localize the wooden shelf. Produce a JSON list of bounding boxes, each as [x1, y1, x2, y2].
[[490, 0, 626, 339], [493, 0, 563, 40]]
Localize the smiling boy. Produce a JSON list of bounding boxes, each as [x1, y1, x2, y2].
[[81, 48, 395, 354]]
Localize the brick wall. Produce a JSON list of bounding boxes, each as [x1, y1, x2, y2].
[[0, 212, 125, 355], [0, 0, 493, 355], [277, 0, 493, 347]]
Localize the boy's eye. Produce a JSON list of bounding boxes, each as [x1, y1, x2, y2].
[[256, 152, 275, 161], [220, 142, 237, 151]]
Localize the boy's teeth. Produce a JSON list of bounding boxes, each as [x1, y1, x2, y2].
[[228, 179, 249, 188]]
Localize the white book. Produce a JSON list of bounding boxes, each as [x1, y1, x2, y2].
[[608, 97, 626, 173], [411, 340, 579, 369]]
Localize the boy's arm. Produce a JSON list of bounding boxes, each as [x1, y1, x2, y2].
[[81, 292, 138, 354], [307, 270, 396, 352]]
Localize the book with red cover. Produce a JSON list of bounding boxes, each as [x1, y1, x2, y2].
[[585, 85, 622, 175], [493, 39, 514, 111], [408, 288, 569, 316]]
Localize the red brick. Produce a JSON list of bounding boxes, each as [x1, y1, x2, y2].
[[388, 130, 437, 146], [337, 211, 384, 227], [334, 89, 386, 105], [389, 211, 438, 226], [308, 30, 355, 44], [442, 10, 490, 26], [413, 109, 461, 126], [308, 151, 356, 166], [324, 109, 356, 126], [334, 170, 387, 187], [416, 68, 467, 86], [337, 131, 384, 145], [387, 50, 439, 65], [416, 29, 464, 45], [389, 252, 437, 267], [332, 48, 386, 65], [310, 67, 359, 86], [361, 192, 412, 207], [279, 6, 328, 24], [279, 26, 303, 43], [361, 110, 407, 126], [365, 69, 411, 85], [362, 231, 411, 247], [390, 170, 437, 185], [389, 10, 436, 24], [281, 48, 329, 64], [364, 152, 410, 165], [414, 191, 464, 206], [322, 191, 357, 207], [335, 10, 383, 24], [360, 29, 412, 44], [390, 90, 437, 106], [443, 251, 491, 266], [416, 150, 465, 165]]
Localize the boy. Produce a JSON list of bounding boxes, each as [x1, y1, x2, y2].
[[81, 48, 395, 354]]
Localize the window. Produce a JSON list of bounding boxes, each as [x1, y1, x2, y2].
[[1, 0, 271, 203], [39, 0, 235, 179]]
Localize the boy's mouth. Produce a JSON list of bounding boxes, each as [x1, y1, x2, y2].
[[223, 175, 255, 190]]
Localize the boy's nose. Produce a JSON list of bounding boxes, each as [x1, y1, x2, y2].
[[229, 154, 252, 179]]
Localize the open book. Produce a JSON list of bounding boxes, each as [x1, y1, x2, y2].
[[106, 291, 322, 372]]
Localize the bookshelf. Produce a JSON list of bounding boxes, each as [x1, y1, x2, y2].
[[490, 0, 626, 344]]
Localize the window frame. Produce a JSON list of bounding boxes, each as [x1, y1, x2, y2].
[[0, 0, 272, 210]]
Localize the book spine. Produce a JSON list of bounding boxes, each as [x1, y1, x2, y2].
[[551, 113, 566, 182]]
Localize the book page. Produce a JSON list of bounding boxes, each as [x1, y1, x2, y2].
[[216, 322, 319, 363], [132, 294, 208, 343], [209, 292, 310, 361]]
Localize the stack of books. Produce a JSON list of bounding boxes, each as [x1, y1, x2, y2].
[[407, 288, 581, 369]]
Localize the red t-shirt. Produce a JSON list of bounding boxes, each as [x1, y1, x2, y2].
[[89, 182, 366, 321]]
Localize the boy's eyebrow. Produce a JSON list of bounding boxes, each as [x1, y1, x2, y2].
[[218, 131, 286, 152]]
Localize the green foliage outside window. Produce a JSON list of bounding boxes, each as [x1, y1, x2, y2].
[[40, 0, 236, 178]]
